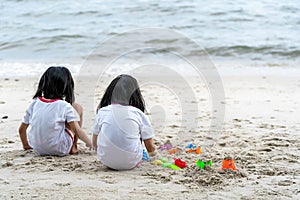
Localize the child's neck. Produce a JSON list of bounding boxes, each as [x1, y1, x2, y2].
[[111, 102, 129, 106]]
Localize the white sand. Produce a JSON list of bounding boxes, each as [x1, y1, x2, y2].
[[0, 69, 299, 199]]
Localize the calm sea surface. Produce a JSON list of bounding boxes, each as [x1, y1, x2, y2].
[[0, 0, 299, 76]]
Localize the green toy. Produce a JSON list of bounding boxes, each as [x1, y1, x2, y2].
[[162, 163, 172, 168], [170, 164, 181, 170], [196, 160, 213, 170], [160, 158, 181, 170]]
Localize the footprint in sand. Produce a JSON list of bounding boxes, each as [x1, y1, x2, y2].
[[54, 182, 71, 187], [277, 179, 295, 187]]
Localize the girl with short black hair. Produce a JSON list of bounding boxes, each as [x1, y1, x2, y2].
[[19, 66, 92, 156]]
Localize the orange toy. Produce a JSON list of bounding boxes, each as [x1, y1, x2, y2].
[[222, 157, 236, 170], [168, 148, 179, 155], [186, 147, 201, 154]]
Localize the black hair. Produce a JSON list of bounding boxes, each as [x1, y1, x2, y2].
[[33, 66, 75, 103], [97, 74, 145, 112]]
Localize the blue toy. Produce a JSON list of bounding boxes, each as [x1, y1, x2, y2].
[[142, 149, 150, 161]]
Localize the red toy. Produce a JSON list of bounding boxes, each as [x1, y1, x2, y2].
[[174, 158, 186, 168]]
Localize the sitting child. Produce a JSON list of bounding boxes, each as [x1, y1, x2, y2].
[[92, 74, 157, 170], [19, 66, 92, 156]]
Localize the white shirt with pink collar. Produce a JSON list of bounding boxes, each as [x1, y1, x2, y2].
[[23, 97, 79, 156], [92, 104, 154, 170]]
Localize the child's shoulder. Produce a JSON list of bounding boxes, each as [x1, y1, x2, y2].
[[26, 98, 39, 109], [128, 106, 148, 117], [96, 105, 112, 115], [98, 105, 112, 111], [128, 105, 142, 112]]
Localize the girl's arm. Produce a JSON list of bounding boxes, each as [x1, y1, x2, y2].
[[144, 138, 157, 156], [92, 134, 98, 150], [18, 123, 32, 150], [68, 121, 92, 148]]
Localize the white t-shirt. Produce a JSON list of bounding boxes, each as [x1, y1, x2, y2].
[[92, 104, 154, 170], [23, 97, 80, 156]]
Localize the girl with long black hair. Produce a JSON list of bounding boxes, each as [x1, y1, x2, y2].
[[92, 74, 156, 170]]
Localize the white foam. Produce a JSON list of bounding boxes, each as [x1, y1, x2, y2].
[[0, 62, 81, 77]]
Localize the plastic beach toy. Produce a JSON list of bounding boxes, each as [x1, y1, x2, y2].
[[186, 147, 201, 154], [222, 157, 236, 170], [185, 143, 196, 149], [160, 140, 173, 151], [142, 149, 150, 161], [160, 158, 181, 170], [168, 148, 179, 155], [196, 160, 213, 170], [160, 144, 173, 151], [170, 164, 181, 170], [174, 158, 186, 168], [152, 160, 163, 165], [185, 143, 201, 154]]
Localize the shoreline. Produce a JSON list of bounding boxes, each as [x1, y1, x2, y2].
[[0, 60, 299, 78]]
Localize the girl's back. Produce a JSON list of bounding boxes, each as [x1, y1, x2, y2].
[[92, 74, 157, 170], [19, 66, 92, 156], [25, 97, 79, 156], [93, 104, 153, 170]]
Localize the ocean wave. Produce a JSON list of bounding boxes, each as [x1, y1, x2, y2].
[[0, 42, 24, 51], [206, 45, 300, 58]]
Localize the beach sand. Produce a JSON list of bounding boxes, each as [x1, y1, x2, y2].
[[0, 70, 299, 199]]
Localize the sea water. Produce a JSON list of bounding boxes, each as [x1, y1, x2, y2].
[[0, 0, 299, 77]]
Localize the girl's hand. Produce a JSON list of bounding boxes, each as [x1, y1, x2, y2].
[[144, 138, 156, 154], [85, 141, 93, 149], [148, 150, 157, 156], [23, 145, 32, 150]]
